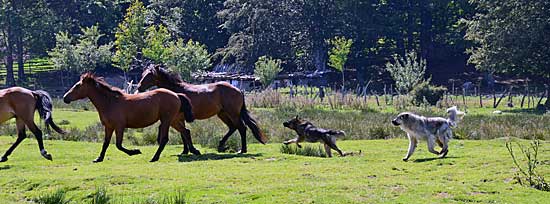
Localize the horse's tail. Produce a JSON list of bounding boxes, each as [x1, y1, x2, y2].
[[32, 90, 66, 134], [240, 101, 268, 144], [178, 94, 195, 123]]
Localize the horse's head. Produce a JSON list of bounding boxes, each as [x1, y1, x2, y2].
[[136, 66, 159, 92], [63, 73, 96, 104]]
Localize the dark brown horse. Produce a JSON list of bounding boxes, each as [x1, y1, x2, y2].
[[63, 73, 197, 162], [0, 87, 65, 162], [136, 65, 268, 153]]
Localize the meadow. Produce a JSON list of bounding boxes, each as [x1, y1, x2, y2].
[[0, 93, 549, 203]]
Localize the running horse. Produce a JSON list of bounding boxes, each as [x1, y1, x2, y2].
[[63, 73, 196, 162], [0, 87, 65, 162], [136, 65, 268, 154]]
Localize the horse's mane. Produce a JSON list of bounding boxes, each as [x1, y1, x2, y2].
[[81, 72, 124, 97], [147, 65, 185, 85]]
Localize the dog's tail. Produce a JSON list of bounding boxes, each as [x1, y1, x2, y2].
[[446, 106, 465, 127], [329, 130, 346, 137]]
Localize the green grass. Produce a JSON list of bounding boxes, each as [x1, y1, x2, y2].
[[0, 137, 548, 203]]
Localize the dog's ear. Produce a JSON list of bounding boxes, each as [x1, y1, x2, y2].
[[295, 115, 299, 120], [402, 113, 409, 119]]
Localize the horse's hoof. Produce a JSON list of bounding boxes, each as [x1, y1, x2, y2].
[[0, 157, 7, 162], [190, 149, 201, 155], [402, 158, 409, 162], [130, 149, 142, 156], [41, 153, 53, 161], [237, 149, 247, 154], [149, 158, 159, 162], [217, 146, 227, 153], [93, 158, 104, 163], [182, 149, 189, 155]]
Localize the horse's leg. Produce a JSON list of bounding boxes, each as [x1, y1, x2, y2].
[[115, 127, 142, 156], [24, 118, 52, 161], [93, 127, 114, 163], [236, 121, 247, 154], [217, 112, 237, 152], [1, 118, 27, 162], [172, 121, 200, 155], [151, 122, 170, 162]]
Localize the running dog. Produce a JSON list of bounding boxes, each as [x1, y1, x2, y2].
[[283, 116, 345, 157], [391, 106, 465, 161]]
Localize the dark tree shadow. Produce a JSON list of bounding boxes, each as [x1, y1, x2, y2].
[[0, 165, 12, 170], [413, 156, 460, 163], [176, 153, 262, 162], [502, 108, 546, 115]]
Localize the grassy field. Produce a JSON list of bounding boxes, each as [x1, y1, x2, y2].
[[0, 137, 548, 203]]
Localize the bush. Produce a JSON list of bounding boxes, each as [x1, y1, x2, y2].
[[280, 144, 327, 158], [385, 50, 427, 94], [410, 81, 447, 105], [165, 39, 211, 81], [506, 140, 549, 192], [254, 56, 282, 88], [33, 189, 71, 204]]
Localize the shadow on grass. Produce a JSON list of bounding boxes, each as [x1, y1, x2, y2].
[[176, 153, 262, 162], [0, 165, 12, 170], [502, 108, 547, 115], [413, 156, 460, 163]]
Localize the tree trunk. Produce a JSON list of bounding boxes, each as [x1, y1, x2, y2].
[[545, 86, 550, 108], [5, 28, 15, 86], [16, 35, 25, 82]]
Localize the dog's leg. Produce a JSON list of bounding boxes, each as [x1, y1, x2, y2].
[[283, 138, 298, 145], [323, 143, 333, 157], [439, 131, 450, 158], [427, 136, 441, 155], [403, 134, 417, 161], [325, 136, 344, 157]]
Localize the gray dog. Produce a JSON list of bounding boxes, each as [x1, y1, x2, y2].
[[391, 106, 464, 161]]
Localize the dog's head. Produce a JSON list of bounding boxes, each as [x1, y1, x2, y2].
[[392, 112, 412, 126], [283, 115, 307, 130]]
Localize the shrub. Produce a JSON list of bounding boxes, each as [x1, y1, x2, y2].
[[254, 56, 282, 88], [33, 189, 71, 204], [89, 187, 111, 204], [409, 81, 447, 105], [506, 140, 549, 192], [280, 144, 327, 158], [385, 50, 427, 94]]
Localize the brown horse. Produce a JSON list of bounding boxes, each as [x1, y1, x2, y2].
[[136, 65, 268, 154], [0, 87, 65, 162], [63, 73, 197, 162]]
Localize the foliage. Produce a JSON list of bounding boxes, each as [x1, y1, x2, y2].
[[254, 56, 282, 88], [164, 39, 211, 81], [48, 32, 78, 71], [90, 187, 111, 204], [327, 36, 353, 73], [48, 26, 112, 72], [280, 144, 327, 158], [465, 0, 550, 79], [143, 24, 170, 63], [506, 140, 549, 192], [33, 189, 70, 204], [385, 50, 427, 94], [410, 81, 448, 106], [113, 0, 148, 71]]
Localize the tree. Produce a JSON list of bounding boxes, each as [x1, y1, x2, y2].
[[465, 0, 550, 107], [327, 36, 353, 92], [143, 24, 170, 63], [254, 56, 282, 88], [48, 26, 112, 72], [385, 50, 427, 95], [113, 0, 148, 71], [165, 39, 211, 81]]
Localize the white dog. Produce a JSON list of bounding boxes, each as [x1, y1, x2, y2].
[[391, 106, 465, 161]]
